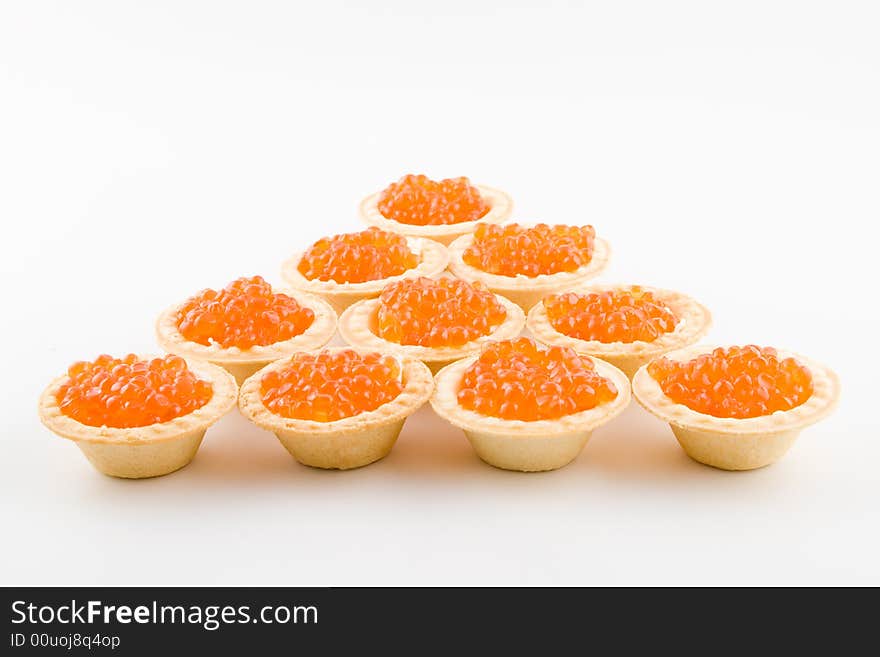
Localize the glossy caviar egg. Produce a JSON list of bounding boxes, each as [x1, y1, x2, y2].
[[377, 174, 490, 226], [177, 276, 315, 350], [297, 227, 418, 284], [376, 276, 507, 347], [261, 350, 404, 422], [456, 338, 618, 421], [462, 223, 596, 277], [56, 354, 213, 428], [647, 345, 814, 418], [544, 287, 678, 343]]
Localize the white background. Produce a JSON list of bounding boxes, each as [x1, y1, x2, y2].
[[1, 1, 878, 585]]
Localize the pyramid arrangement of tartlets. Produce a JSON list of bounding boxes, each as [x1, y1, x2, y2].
[[39, 173, 840, 477]]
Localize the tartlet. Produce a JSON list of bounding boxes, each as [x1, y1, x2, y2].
[[156, 276, 337, 385], [38, 355, 237, 479], [447, 223, 611, 311], [359, 174, 513, 246], [281, 228, 449, 313], [338, 276, 526, 373], [527, 284, 712, 378], [632, 344, 840, 470], [431, 339, 631, 472], [239, 348, 434, 470]]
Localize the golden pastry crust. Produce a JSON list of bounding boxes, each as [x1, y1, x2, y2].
[[446, 232, 611, 311], [38, 357, 237, 445], [431, 354, 630, 471], [527, 284, 712, 377], [238, 348, 434, 470], [337, 292, 526, 373], [280, 237, 449, 313], [359, 184, 513, 246], [156, 287, 337, 384], [38, 358, 238, 479], [632, 344, 840, 470]]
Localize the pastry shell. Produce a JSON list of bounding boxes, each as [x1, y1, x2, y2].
[[156, 287, 337, 385], [632, 344, 840, 471], [527, 284, 712, 378], [447, 232, 611, 312], [38, 357, 238, 479], [337, 292, 526, 374], [281, 237, 449, 314], [359, 184, 513, 246], [238, 348, 434, 470], [431, 355, 631, 472]]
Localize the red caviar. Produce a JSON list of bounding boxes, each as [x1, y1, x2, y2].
[[378, 174, 490, 225], [545, 287, 678, 343], [261, 350, 404, 422], [648, 345, 813, 418], [177, 276, 315, 350], [56, 354, 213, 428], [457, 338, 617, 421], [297, 227, 418, 284], [377, 277, 507, 347], [462, 223, 596, 277]]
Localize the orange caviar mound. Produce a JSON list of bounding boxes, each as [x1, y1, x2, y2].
[[376, 277, 507, 347], [261, 350, 404, 422], [457, 338, 618, 421], [462, 223, 596, 277], [377, 174, 490, 226], [648, 345, 813, 419], [545, 287, 678, 343], [56, 354, 213, 428], [297, 227, 418, 284], [177, 276, 315, 350]]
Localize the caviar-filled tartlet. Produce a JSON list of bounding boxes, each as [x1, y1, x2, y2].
[[447, 223, 611, 311], [156, 276, 337, 384], [633, 345, 839, 470], [239, 348, 433, 470], [38, 354, 237, 478], [431, 338, 630, 472], [359, 174, 513, 245], [527, 284, 711, 378], [338, 276, 525, 373], [281, 227, 449, 313]]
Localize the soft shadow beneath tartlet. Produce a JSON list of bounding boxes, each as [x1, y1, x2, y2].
[[578, 404, 775, 483]]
